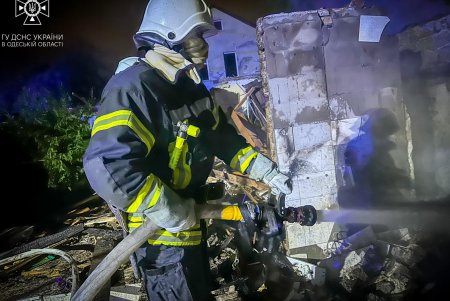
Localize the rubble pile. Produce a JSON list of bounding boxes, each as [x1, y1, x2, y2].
[[318, 227, 424, 297], [0, 201, 144, 301], [206, 154, 450, 300]]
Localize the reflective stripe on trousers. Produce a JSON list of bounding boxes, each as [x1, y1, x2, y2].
[[127, 213, 202, 246]]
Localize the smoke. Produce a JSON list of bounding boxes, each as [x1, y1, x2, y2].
[[318, 207, 450, 231]]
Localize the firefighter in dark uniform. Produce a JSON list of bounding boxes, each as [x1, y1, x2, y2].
[[83, 0, 292, 300]]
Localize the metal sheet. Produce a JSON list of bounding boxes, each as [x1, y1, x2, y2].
[[359, 15, 390, 43]]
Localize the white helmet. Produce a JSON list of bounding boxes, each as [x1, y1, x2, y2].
[[114, 57, 139, 74], [134, 0, 217, 50]]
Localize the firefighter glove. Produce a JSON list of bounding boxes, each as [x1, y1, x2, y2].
[[144, 183, 197, 233], [247, 154, 293, 195]]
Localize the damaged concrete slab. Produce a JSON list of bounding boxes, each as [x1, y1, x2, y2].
[[257, 6, 412, 260], [398, 14, 450, 199]]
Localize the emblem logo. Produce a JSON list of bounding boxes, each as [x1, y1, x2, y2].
[[15, 0, 50, 25]]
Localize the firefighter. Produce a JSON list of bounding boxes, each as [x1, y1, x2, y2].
[[83, 0, 292, 300]]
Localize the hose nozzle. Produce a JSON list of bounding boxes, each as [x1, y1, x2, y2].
[[272, 193, 317, 226], [285, 205, 317, 226]]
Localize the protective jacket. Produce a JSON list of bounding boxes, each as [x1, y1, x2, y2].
[[83, 60, 259, 246]]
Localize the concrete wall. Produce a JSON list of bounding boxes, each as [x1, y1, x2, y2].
[[257, 7, 410, 259], [398, 15, 450, 199], [205, 9, 260, 85], [398, 15, 450, 73]]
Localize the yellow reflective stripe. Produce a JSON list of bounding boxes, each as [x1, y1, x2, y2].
[[129, 221, 202, 245], [174, 160, 191, 189], [169, 142, 192, 189], [126, 176, 155, 213], [241, 151, 258, 173], [127, 213, 144, 232], [92, 110, 155, 155], [126, 175, 161, 213], [231, 146, 252, 169], [93, 110, 129, 125], [147, 240, 202, 246], [149, 185, 161, 208], [128, 222, 143, 228], [154, 230, 202, 237], [212, 106, 220, 130], [148, 228, 202, 246], [128, 216, 143, 222], [92, 120, 131, 135], [129, 221, 200, 230], [230, 146, 258, 173]]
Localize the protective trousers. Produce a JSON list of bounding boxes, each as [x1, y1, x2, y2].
[[135, 240, 213, 301]]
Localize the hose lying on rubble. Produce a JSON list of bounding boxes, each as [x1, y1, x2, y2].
[[71, 202, 317, 301], [0, 248, 79, 296], [71, 204, 240, 301]]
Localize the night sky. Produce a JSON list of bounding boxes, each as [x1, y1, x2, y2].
[[1, 0, 450, 109]]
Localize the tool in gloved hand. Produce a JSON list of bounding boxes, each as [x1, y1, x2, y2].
[[247, 154, 293, 195], [245, 193, 317, 226], [169, 120, 200, 170], [236, 194, 317, 255], [239, 193, 317, 238], [272, 193, 317, 227]]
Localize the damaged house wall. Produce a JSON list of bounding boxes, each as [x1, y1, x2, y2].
[[205, 8, 260, 86], [397, 15, 450, 199], [204, 10, 271, 151], [257, 7, 411, 259]]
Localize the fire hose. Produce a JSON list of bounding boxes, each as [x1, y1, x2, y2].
[[71, 199, 317, 301]]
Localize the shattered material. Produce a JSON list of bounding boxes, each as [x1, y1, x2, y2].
[[287, 256, 326, 286], [339, 248, 369, 292], [19, 294, 71, 301], [211, 285, 241, 301], [373, 260, 410, 294], [389, 244, 425, 267], [110, 284, 142, 301]]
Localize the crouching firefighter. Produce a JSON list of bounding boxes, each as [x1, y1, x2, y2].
[[83, 0, 292, 300]]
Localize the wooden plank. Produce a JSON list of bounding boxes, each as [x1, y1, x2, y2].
[[0, 225, 84, 260], [211, 170, 269, 191], [230, 111, 264, 150]]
